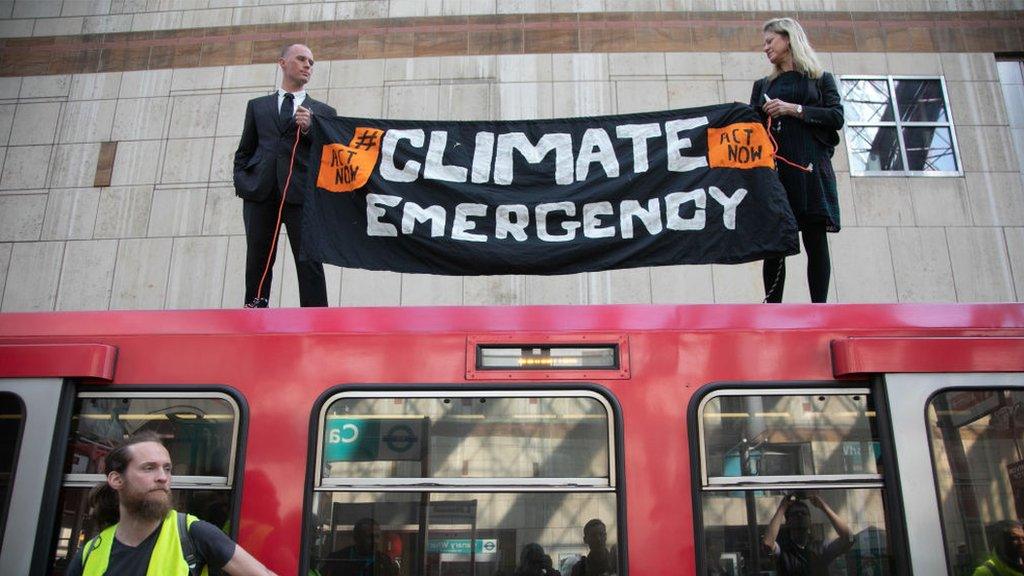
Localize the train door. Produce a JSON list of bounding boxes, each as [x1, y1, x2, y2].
[[886, 373, 1024, 576], [0, 378, 67, 575]]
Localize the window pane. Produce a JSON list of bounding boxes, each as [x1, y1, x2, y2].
[[997, 60, 1024, 85], [309, 491, 618, 576], [64, 395, 237, 478], [50, 487, 232, 576], [894, 79, 948, 122], [702, 393, 880, 479], [701, 488, 894, 575], [846, 126, 904, 172], [928, 389, 1024, 576], [322, 395, 609, 481], [842, 79, 895, 123], [0, 393, 24, 548], [903, 127, 958, 172]]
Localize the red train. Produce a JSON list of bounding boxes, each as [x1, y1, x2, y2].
[[1, 303, 1023, 575]]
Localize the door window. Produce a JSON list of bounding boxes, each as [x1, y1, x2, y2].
[[697, 388, 896, 575], [0, 393, 24, 548], [928, 389, 1024, 576]]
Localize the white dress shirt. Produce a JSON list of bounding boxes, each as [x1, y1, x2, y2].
[[276, 88, 307, 115]]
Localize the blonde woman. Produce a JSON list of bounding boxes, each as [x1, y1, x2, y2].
[[750, 18, 844, 303]]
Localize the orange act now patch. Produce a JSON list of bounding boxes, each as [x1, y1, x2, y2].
[[317, 127, 385, 193], [707, 122, 775, 169]]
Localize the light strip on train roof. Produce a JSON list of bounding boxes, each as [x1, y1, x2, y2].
[[477, 345, 618, 370]]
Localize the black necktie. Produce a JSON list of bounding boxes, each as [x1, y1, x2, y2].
[[280, 92, 294, 124]]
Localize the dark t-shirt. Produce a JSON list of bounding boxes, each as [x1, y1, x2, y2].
[[570, 551, 615, 576], [66, 518, 236, 576], [771, 534, 849, 576], [320, 546, 400, 576]]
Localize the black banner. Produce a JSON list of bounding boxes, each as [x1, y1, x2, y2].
[[303, 103, 798, 275]]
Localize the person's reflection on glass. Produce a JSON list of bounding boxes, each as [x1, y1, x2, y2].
[[321, 518, 399, 576], [762, 493, 852, 576], [705, 538, 727, 576], [973, 520, 1024, 576], [571, 519, 615, 576], [847, 527, 886, 576], [515, 543, 561, 576]]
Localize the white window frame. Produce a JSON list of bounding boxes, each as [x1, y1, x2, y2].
[[842, 75, 963, 177]]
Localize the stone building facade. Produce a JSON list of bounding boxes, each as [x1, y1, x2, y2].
[[0, 0, 1021, 310]]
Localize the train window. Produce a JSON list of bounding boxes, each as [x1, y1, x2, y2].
[[309, 390, 620, 576], [0, 393, 25, 548], [50, 392, 240, 575], [697, 389, 895, 575], [318, 394, 610, 483], [928, 389, 1024, 576]]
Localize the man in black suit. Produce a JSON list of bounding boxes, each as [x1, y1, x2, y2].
[[234, 44, 335, 307]]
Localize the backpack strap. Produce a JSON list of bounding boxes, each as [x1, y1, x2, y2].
[[80, 534, 102, 567], [177, 512, 199, 576]]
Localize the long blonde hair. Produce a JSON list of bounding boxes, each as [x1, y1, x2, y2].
[[763, 18, 823, 80]]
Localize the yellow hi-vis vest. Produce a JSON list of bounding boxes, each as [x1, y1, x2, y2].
[[81, 509, 210, 576]]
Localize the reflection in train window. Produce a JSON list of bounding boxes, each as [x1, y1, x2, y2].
[[319, 395, 610, 482], [50, 392, 240, 576], [0, 393, 25, 548], [697, 389, 896, 575], [928, 389, 1024, 576], [310, 391, 620, 576]]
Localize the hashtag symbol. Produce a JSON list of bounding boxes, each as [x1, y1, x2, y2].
[[353, 131, 379, 150]]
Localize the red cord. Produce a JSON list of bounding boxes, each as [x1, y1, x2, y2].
[[252, 127, 303, 306], [765, 115, 813, 173]]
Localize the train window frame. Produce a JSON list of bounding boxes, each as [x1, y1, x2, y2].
[[314, 389, 618, 490], [692, 384, 898, 576], [306, 386, 626, 576], [697, 386, 882, 489], [61, 391, 241, 490]]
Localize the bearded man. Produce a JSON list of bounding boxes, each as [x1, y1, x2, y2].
[[66, 431, 275, 576]]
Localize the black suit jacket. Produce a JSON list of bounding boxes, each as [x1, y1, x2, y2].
[[233, 93, 337, 205]]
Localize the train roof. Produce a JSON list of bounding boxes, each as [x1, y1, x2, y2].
[[1, 303, 1024, 338]]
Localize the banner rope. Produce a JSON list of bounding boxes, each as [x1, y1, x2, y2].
[[763, 262, 784, 303], [245, 127, 303, 308], [765, 115, 813, 173]]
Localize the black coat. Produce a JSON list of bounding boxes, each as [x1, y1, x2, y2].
[[233, 93, 337, 205], [750, 71, 844, 151]]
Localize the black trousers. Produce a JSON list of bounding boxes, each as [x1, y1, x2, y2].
[[243, 197, 327, 307], [763, 224, 831, 303]]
